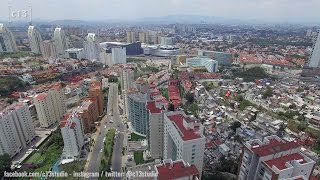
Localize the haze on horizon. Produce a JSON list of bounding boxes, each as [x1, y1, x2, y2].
[[1, 0, 320, 23]]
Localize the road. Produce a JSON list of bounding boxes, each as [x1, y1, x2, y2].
[[110, 83, 125, 180], [85, 83, 117, 175]]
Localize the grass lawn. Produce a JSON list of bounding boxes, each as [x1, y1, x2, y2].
[[60, 160, 86, 174], [0, 51, 36, 59], [287, 120, 320, 138], [100, 128, 116, 172], [130, 133, 146, 141], [134, 151, 144, 165]]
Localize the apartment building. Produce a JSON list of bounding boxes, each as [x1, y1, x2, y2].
[[0, 102, 35, 157], [60, 112, 84, 159], [146, 101, 167, 159], [238, 135, 316, 180], [163, 111, 206, 178]]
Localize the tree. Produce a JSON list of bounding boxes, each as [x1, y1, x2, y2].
[[0, 154, 12, 178], [185, 92, 194, 103], [262, 86, 273, 99], [230, 121, 241, 132], [218, 81, 223, 86], [108, 76, 118, 83], [168, 103, 175, 111], [298, 122, 307, 131]]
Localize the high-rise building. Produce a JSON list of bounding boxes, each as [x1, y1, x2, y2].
[[146, 101, 167, 159], [186, 56, 219, 72], [120, 69, 135, 118], [308, 31, 320, 68], [84, 33, 100, 60], [42, 40, 57, 58], [160, 37, 174, 46], [0, 102, 35, 157], [53, 28, 69, 57], [34, 84, 66, 128], [112, 47, 127, 64], [89, 80, 104, 115], [127, 92, 149, 136], [126, 31, 132, 43], [60, 112, 84, 159], [126, 31, 136, 43], [198, 50, 233, 66], [139, 32, 147, 43], [76, 98, 99, 134], [0, 23, 17, 52], [163, 111, 205, 178], [28, 26, 43, 54], [154, 159, 200, 180], [238, 135, 315, 180]]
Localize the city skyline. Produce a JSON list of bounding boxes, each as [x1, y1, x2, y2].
[[1, 0, 320, 23]]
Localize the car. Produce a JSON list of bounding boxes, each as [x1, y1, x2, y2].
[[104, 125, 107, 128], [110, 120, 114, 123], [100, 149, 103, 152]]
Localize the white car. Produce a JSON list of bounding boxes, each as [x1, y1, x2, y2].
[[100, 148, 103, 152], [110, 120, 114, 123]]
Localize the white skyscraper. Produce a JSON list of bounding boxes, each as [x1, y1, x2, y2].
[[0, 23, 17, 52], [308, 30, 320, 68], [28, 26, 43, 54], [42, 40, 57, 58], [112, 47, 126, 64], [84, 33, 100, 60], [163, 111, 206, 178], [60, 112, 84, 159], [53, 28, 69, 57], [0, 102, 35, 157]]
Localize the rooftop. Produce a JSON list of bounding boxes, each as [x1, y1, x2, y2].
[[167, 113, 201, 141], [250, 138, 300, 157], [264, 153, 307, 171], [155, 160, 199, 180], [34, 93, 48, 101], [146, 101, 165, 113]]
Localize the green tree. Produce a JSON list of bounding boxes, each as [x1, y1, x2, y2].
[[298, 122, 307, 131], [263, 86, 273, 99], [185, 92, 194, 103], [0, 154, 12, 178]]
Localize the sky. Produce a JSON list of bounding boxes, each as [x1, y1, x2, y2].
[[1, 0, 320, 22]]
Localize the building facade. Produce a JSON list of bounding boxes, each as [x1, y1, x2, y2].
[[127, 92, 149, 136], [65, 48, 84, 60], [84, 33, 100, 61], [60, 112, 84, 159], [0, 23, 17, 52], [146, 101, 166, 159], [88, 80, 104, 115], [186, 56, 218, 72], [308, 31, 320, 68], [112, 47, 127, 64], [0, 102, 35, 157], [34, 84, 66, 128], [77, 98, 99, 134], [198, 50, 233, 66], [42, 40, 57, 58], [238, 135, 316, 180], [120, 69, 135, 118], [28, 26, 43, 54], [53, 28, 69, 57], [163, 111, 205, 178]]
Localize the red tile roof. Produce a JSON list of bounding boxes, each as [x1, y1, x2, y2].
[[167, 114, 201, 141], [264, 153, 306, 170], [156, 161, 199, 180], [146, 101, 163, 113], [251, 139, 300, 156], [35, 93, 48, 101]]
